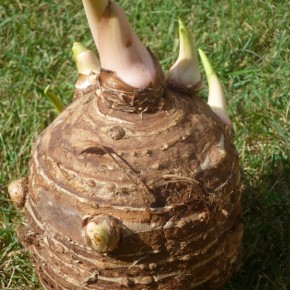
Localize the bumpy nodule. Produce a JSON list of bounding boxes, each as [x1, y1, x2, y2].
[[18, 59, 243, 289]]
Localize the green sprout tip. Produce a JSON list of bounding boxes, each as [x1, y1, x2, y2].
[[168, 18, 201, 88], [44, 85, 65, 114], [198, 49, 232, 127], [72, 42, 100, 75]]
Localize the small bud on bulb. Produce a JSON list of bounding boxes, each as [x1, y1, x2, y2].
[[83, 215, 121, 253], [8, 178, 27, 208]]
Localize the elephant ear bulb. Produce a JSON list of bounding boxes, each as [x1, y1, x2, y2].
[[9, 1, 243, 289]]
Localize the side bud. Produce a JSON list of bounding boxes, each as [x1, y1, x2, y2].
[[8, 178, 27, 208], [83, 215, 121, 254]]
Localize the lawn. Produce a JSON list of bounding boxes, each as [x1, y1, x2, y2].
[[0, 0, 289, 289]]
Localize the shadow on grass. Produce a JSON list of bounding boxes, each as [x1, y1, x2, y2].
[[224, 156, 290, 290]]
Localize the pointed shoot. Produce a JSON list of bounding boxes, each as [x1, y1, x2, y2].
[[168, 18, 202, 88], [199, 49, 232, 127], [82, 0, 109, 49], [82, 1, 156, 88], [72, 42, 100, 75], [44, 85, 65, 114]]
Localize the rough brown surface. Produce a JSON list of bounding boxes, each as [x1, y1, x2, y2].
[[17, 61, 243, 289]]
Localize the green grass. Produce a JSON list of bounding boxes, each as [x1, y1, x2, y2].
[[0, 0, 289, 289]]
